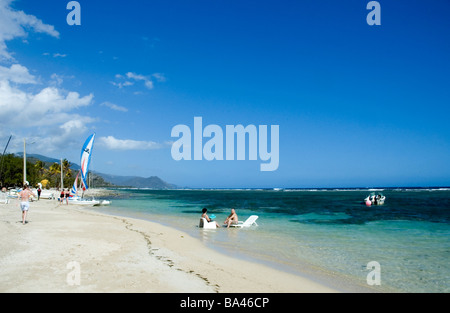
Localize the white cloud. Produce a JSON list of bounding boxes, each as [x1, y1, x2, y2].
[[112, 71, 165, 90], [144, 80, 154, 89], [152, 73, 166, 82], [0, 79, 94, 129], [0, 0, 59, 60], [43, 52, 67, 58], [101, 101, 128, 112], [111, 80, 134, 89], [31, 117, 96, 153], [49, 73, 63, 86], [0, 1, 96, 155], [126, 72, 146, 81], [126, 72, 154, 90], [98, 136, 163, 150], [0, 1, 170, 158], [0, 63, 36, 84]]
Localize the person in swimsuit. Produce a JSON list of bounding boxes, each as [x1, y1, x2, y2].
[[201, 208, 220, 228], [64, 189, 70, 205], [18, 184, 36, 225], [60, 189, 65, 204], [224, 208, 239, 228]]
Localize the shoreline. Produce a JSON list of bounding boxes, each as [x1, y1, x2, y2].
[[94, 204, 380, 293], [92, 188, 381, 293], [0, 197, 375, 293]]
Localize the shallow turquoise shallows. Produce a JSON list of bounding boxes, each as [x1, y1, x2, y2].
[[91, 188, 450, 293]]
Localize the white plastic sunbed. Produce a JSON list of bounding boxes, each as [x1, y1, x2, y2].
[[199, 218, 217, 229], [0, 193, 9, 204], [229, 215, 259, 228]]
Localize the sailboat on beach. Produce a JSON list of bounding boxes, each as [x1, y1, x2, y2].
[[69, 134, 104, 206], [70, 172, 79, 195], [80, 133, 95, 191]]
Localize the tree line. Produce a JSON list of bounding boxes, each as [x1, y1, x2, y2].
[[0, 154, 75, 189]]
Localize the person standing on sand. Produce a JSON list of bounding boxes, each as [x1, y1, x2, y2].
[[37, 186, 41, 200], [59, 189, 64, 204], [65, 189, 70, 205], [18, 184, 36, 225], [224, 208, 238, 228]]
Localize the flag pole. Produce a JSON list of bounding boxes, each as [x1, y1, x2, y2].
[[60, 159, 64, 190]]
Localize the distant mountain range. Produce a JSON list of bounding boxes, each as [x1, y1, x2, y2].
[[14, 153, 177, 189], [98, 174, 177, 189]]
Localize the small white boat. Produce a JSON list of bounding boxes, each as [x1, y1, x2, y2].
[[39, 192, 55, 199], [32, 189, 55, 200], [7, 189, 19, 198], [364, 192, 386, 206], [94, 200, 111, 206], [68, 196, 100, 206]]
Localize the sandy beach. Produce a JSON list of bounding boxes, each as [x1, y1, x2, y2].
[[0, 196, 341, 293]]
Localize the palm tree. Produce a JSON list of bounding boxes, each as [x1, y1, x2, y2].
[[34, 160, 46, 181], [62, 159, 73, 188], [48, 163, 61, 188]]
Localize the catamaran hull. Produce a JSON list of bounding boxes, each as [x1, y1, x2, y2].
[[69, 199, 100, 206]]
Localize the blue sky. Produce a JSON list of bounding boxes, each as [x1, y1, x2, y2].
[[0, 0, 449, 188]]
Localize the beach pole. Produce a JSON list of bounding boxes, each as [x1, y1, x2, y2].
[[22, 139, 35, 186], [23, 139, 26, 185], [0, 135, 12, 185], [60, 159, 64, 189]]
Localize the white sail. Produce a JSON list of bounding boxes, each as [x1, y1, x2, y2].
[[71, 172, 79, 194], [80, 133, 95, 189]]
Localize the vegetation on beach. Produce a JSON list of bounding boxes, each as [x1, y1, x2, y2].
[[0, 153, 171, 189], [0, 154, 75, 189]]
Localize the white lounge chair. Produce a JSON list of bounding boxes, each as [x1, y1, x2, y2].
[[229, 215, 259, 228], [199, 218, 217, 229]]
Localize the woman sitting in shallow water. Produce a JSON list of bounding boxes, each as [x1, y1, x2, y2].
[[201, 208, 220, 228]]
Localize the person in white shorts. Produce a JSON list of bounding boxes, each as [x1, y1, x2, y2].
[[18, 184, 36, 225]]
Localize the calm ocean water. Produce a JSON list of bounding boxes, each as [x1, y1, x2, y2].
[[91, 188, 450, 293]]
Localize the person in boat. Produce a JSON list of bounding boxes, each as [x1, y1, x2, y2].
[[373, 194, 378, 205], [201, 208, 220, 228], [224, 208, 239, 228]]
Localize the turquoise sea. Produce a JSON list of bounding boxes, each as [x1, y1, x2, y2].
[[90, 188, 450, 293]]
